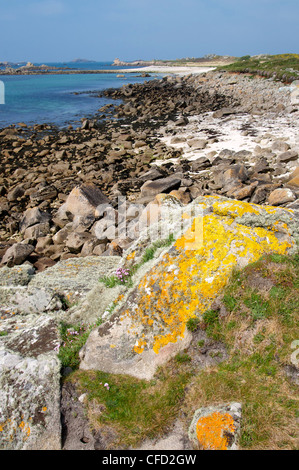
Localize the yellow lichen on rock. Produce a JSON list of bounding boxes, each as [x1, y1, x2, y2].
[[212, 198, 261, 218], [196, 411, 235, 450], [133, 338, 147, 354], [122, 199, 294, 355], [79, 196, 298, 380], [126, 250, 136, 261]]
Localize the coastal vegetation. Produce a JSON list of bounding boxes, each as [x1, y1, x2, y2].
[[219, 53, 299, 82], [66, 248, 299, 449], [58, 319, 103, 369], [99, 233, 175, 288]]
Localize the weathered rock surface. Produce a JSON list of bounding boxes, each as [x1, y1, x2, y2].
[[0, 316, 61, 450], [140, 176, 181, 198], [0, 255, 122, 450], [29, 256, 121, 307], [188, 403, 242, 450], [1, 243, 35, 267], [268, 188, 296, 206], [64, 183, 110, 219], [1, 71, 299, 272], [79, 196, 299, 380]]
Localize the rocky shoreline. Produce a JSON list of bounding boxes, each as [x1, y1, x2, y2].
[[0, 70, 298, 271], [0, 69, 299, 450]]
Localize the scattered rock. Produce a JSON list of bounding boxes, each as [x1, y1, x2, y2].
[[7, 185, 25, 202], [268, 188, 296, 206], [140, 176, 181, 198], [1, 243, 35, 267], [19, 207, 51, 234]]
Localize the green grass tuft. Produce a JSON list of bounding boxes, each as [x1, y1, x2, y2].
[[174, 352, 192, 363], [141, 233, 175, 264], [58, 319, 103, 369], [186, 316, 200, 332], [219, 53, 299, 82]]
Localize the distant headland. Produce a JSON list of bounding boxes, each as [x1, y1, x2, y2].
[[112, 55, 235, 67]]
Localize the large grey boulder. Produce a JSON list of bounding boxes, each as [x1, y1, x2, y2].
[[140, 176, 181, 198], [79, 196, 299, 381], [1, 243, 35, 267], [0, 316, 61, 450], [19, 207, 51, 234]]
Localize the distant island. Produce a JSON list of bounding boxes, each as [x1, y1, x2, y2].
[[70, 58, 97, 63]]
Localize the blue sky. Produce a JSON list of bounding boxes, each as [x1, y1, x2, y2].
[[0, 0, 298, 62]]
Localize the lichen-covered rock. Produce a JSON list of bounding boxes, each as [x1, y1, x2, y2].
[[0, 265, 35, 287], [29, 255, 121, 304], [0, 351, 61, 450], [79, 196, 299, 380], [0, 316, 61, 450], [188, 403, 242, 450], [268, 188, 296, 206], [0, 286, 61, 315]]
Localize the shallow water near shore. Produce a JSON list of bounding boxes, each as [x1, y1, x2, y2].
[[0, 61, 158, 128]]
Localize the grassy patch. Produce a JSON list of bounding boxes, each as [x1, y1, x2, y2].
[[186, 316, 200, 332], [68, 359, 192, 449], [183, 249, 299, 449], [58, 319, 103, 369], [66, 249, 298, 450], [219, 53, 299, 82]]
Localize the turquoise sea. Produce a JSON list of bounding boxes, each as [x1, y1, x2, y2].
[[0, 62, 158, 128]]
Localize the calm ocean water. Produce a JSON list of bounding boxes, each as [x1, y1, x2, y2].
[[0, 62, 159, 128]]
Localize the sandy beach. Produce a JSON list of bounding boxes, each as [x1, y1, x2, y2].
[[119, 65, 216, 75]]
